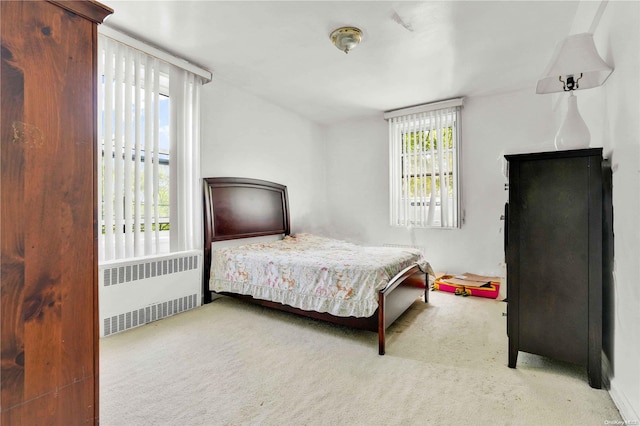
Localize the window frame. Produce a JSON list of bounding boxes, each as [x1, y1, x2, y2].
[[386, 99, 463, 229]]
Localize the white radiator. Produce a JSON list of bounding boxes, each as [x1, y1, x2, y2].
[[99, 250, 202, 337]]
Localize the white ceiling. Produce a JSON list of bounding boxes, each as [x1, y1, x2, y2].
[[102, 1, 580, 125]]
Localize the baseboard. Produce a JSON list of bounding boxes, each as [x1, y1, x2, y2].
[[601, 351, 612, 390], [609, 380, 640, 424]]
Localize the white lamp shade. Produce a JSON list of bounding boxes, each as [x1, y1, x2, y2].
[[536, 33, 613, 94]]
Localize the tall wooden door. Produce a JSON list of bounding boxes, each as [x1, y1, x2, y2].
[[1, 1, 111, 423]]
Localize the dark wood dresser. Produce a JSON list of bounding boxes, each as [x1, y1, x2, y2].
[[1, 1, 111, 423], [505, 148, 611, 389]]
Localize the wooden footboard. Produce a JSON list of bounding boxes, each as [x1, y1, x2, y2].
[[377, 265, 428, 355], [211, 265, 427, 355]]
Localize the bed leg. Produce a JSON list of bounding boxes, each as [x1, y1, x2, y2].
[[424, 272, 429, 303], [378, 293, 385, 355]]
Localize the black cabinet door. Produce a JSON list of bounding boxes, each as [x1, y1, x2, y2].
[[517, 155, 589, 364], [505, 148, 602, 389]]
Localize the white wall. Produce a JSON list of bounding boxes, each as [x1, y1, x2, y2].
[[587, 2, 640, 422], [323, 89, 556, 276], [200, 77, 329, 235]]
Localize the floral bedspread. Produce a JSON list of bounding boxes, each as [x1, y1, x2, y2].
[[210, 233, 432, 318]]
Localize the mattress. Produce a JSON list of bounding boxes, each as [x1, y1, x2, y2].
[[210, 233, 431, 317]]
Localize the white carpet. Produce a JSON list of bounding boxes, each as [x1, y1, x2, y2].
[[100, 290, 622, 425]]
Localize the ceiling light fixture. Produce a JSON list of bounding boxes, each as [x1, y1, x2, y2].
[[330, 27, 362, 54]]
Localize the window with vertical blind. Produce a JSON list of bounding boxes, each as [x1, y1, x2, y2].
[[97, 31, 209, 261], [385, 98, 463, 229]]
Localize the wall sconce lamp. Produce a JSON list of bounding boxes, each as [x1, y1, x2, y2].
[[330, 27, 362, 54], [536, 33, 613, 150]]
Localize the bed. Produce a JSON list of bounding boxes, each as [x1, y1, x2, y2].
[[202, 177, 432, 355]]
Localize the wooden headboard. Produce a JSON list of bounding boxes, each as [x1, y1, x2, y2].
[[202, 177, 290, 303]]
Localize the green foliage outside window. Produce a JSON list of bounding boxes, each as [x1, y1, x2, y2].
[[402, 127, 453, 151], [100, 156, 171, 233], [401, 126, 455, 199]]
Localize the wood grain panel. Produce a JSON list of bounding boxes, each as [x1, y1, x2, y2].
[[1, 0, 110, 423], [1, 10, 27, 412]]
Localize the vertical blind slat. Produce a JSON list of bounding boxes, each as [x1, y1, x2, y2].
[[178, 76, 188, 250], [392, 117, 397, 226], [186, 75, 197, 249], [419, 113, 427, 227], [452, 109, 460, 226], [103, 39, 115, 260], [133, 52, 142, 257], [143, 56, 154, 254], [153, 59, 161, 253], [114, 42, 125, 258], [123, 50, 133, 258], [412, 115, 418, 227], [436, 109, 446, 226], [427, 110, 436, 226], [169, 69, 180, 252], [388, 117, 396, 226], [403, 115, 408, 227]]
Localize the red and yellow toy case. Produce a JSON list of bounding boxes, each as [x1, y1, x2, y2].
[[433, 274, 501, 299]]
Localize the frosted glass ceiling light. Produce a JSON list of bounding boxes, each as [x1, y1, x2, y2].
[[536, 33, 613, 150], [330, 27, 362, 54]]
